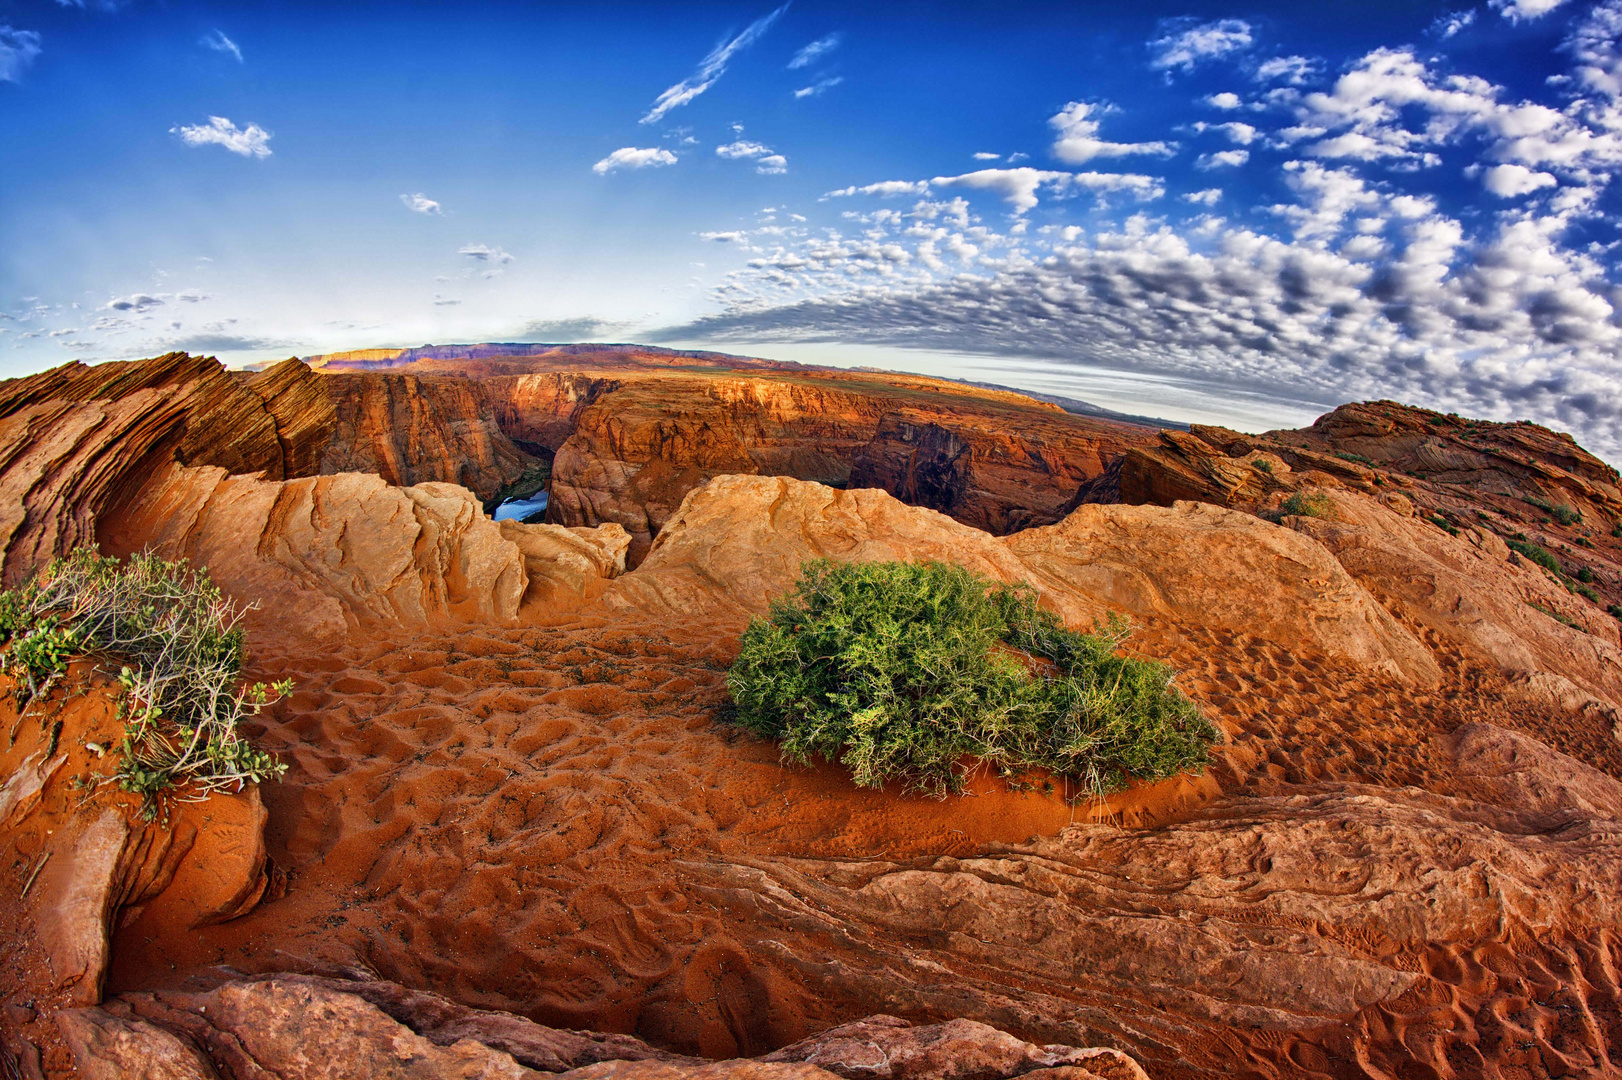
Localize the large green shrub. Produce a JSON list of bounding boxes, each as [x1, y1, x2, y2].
[[0, 550, 288, 815], [726, 559, 1218, 798]]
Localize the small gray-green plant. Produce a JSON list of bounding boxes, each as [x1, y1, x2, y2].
[[0, 550, 288, 816], [726, 559, 1218, 799], [1252, 459, 1274, 475]]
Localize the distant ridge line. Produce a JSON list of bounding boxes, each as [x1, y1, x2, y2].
[[301, 342, 797, 370]]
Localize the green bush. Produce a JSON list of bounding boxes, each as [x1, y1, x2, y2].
[[1609, 604, 1622, 622], [1252, 459, 1274, 475], [0, 550, 288, 815], [726, 559, 1218, 799], [1279, 491, 1332, 518], [1526, 496, 1581, 525], [1508, 539, 1561, 574], [1577, 566, 1595, 583]]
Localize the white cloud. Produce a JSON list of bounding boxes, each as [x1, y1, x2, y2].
[[400, 192, 442, 214], [931, 168, 1072, 213], [593, 146, 678, 174], [717, 140, 788, 174], [930, 168, 1163, 214], [717, 140, 773, 159], [701, 231, 748, 242], [459, 244, 514, 263], [1183, 188, 1223, 205], [1048, 102, 1178, 164], [1255, 56, 1318, 85], [641, 4, 788, 124], [1192, 121, 1258, 144], [1205, 92, 1244, 110], [788, 32, 842, 69], [0, 26, 44, 83], [104, 294, 165, 312], [1283, 41, 1622, 176], [1197, 149, 1250, 169], [1433, 10, 1477, 37], [1149, 18, 1254, 75], [200, 29, 242, 62], [1481, 163, 1559, 196], [825, 180, 930, 198], [1489, 0, 1572, 20], [171, 116, 272, 158], [973, 152, 1001, 161], [794, 76, 844, 99]]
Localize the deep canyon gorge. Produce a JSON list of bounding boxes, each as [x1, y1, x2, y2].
[[3, 343, 1621, 1080]]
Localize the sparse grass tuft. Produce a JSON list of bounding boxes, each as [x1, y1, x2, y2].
[[726, 559, 1218, 799], [1527, 600, 1583, 631], [0, 550, 288, 816]]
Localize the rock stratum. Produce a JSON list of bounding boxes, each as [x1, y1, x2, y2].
[[2, 344, 1621, 1080]]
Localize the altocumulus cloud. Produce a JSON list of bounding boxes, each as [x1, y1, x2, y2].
[[657, 0, 1622, 461], [593, 147, 678, 174], [172, 116, 272, 158]]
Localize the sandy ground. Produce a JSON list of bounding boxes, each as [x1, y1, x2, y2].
[[98, 601, 1622, 1069]]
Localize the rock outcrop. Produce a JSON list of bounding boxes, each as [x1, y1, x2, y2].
[[499, 519, 631, 610], [603, 475, 1035, 621], [1008, 501, 1443, 685], [58, 975, 1147, 1080], [98, 462, 529, 641]]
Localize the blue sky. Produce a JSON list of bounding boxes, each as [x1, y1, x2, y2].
[[3, 0, 1621, 457]]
